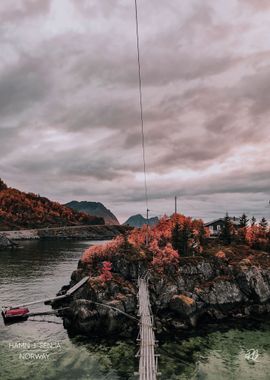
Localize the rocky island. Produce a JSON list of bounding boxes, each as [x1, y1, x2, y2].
[[0, 234, 18, 249], [56, 214, 270, 338]]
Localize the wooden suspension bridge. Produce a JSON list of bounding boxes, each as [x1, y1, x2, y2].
[[136, 277, 159, 380]]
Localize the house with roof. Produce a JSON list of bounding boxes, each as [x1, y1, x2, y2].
[[204, 216, 241, 236]]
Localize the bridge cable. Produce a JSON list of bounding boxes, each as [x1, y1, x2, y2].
[[134, 0, 149, 219]]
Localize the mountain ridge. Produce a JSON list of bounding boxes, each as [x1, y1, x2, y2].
[[65, 201, 119, 225], [123, 213, 159, 228]]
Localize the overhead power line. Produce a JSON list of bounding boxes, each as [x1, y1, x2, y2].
[[134, 0, 149, 218]]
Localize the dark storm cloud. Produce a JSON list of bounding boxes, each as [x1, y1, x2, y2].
[[68, 2, 235, 87], [1, 0, 270, 221], [0, 56, 51, 118], [116, 164, 270, 203]]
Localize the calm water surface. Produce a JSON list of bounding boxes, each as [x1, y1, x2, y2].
[[0, 240, 270, 380]]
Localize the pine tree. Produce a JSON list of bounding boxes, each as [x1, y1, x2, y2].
[[251, 216, 256, 226], [172, 222, 180, 252], [198, 223, 207, 245], [238, 213, 249, 243], [239, 213, 249, 228], [259, 217, 268, 230], [0, 178, 7, 191], [172, 221, 190, 256], [220, 214, 233, 245]]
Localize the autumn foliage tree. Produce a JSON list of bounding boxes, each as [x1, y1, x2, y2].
[[151, 240, 179, 274], [244, 220, 270, 252], [82, 213, 209, 277], [100, 261, 113, 283]]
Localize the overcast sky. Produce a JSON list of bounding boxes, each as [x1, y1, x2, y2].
[[0, 0, 270, 223]]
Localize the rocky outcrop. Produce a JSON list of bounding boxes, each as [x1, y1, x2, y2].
[[58, 245, 270, 338], [151, 258, 270, 332], [0, 234, 18, 249]]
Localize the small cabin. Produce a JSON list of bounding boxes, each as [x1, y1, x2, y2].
[[204, 216, 240, 236]]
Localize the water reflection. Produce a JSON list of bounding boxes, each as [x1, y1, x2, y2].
[[158, 324, 270, 380], [0, 240, 270, 380]]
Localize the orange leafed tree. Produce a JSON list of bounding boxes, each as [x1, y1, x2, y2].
[[100, 261, 113, 282], [245, 225, 270, 251], [82, 214, 209, 276]]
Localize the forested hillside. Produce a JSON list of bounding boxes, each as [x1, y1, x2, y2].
[[0, 179, 104, 230]]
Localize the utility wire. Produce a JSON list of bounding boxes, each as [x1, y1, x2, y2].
[[134, 0, 149, 219]]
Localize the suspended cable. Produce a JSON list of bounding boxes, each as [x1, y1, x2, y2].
[[134, 0, 149, 221]]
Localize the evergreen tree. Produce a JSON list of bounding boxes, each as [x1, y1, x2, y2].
[[172, 221, 190, 256], [259, 217, 268, 230], [239, 213, 249, 228], [0, 178, 7, 191], [238, 213, 249, 243], [220, 214, 233, 245], [198, 223, 207, 245], [172, 222, 180, 252], [251, 216, 256, 226]]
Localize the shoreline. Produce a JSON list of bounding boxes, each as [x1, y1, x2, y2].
[[1, 225, 131, 241]]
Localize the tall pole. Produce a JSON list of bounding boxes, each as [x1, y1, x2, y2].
[[146, 208, 150, 246], [174, 196, 177, 214], [146, 208, 149, 223]]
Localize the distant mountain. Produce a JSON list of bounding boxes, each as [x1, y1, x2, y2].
[[123, 214, 159, 228], [0, 179, 104, 231], [65, 201, 119, 225]]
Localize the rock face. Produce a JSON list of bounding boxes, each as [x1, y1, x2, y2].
[[59, 255, 147, 337], [66, 201, 119, 225], [58, 246, 270, 338], [0, 234, 17, 249], [123, 214, 159, 228], [151, 257, 270, 331]]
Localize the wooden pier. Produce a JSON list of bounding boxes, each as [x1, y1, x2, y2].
[[7, 276, 89, 310], [2, 277, 89, 322]]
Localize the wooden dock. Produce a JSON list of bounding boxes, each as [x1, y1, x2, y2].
[[2, 277, 89, 324], [7, 276, 89, 310]]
